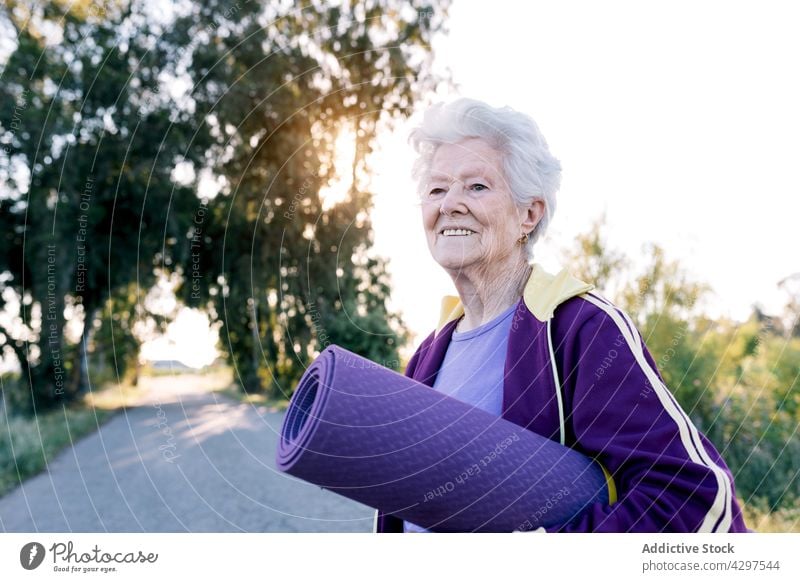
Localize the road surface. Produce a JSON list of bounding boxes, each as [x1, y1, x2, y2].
[[0, 374, 374, 532]]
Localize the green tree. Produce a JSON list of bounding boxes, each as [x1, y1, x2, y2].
[[171, 0, 446, 398], [723, 340, 800, 508], [565, 216, 800, 513], [1, 1, 201, 413], [561, 213, 629, 300], [563, 218, 718, 426], [777, 273, 800, 338]]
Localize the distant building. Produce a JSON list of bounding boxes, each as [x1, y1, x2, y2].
[[146, 359, 197, 372]]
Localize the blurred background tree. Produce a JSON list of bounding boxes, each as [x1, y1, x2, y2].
[[1, 0, 449, 412], [0, 0, 201, 413], [169, 0, 446, 398], [562, 218, 799, 517]]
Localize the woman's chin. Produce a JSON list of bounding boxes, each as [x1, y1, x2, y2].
[[433, 253, 482, 273]]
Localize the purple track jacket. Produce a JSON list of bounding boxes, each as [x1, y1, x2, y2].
[[374, 264, 748, 533]]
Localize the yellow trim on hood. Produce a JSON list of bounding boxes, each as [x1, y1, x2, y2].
[[435, 263, 594, 334], [436, 295, 465, 335], [523, 263, 595, 321]]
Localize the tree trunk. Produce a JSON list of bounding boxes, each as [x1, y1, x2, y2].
[[69, 305, 97, 396], [245, 297, 263, 393]]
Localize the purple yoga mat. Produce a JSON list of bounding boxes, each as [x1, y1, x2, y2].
[[276, 345, 609, 532]]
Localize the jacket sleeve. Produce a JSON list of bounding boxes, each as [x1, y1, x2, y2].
[[546, 305, 746, 532], [403, 330, 436, 379]]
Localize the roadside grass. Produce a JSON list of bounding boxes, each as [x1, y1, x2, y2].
[[0, 366, 235, 498], [742, 500, 800, 532], [0, 376, 145, 497], [0, 401, 116, 498]]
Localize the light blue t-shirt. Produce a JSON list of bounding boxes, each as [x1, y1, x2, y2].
[[403, 302, 517, 533]]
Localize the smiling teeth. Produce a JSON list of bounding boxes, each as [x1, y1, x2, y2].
[[442, 229, 475, 236]]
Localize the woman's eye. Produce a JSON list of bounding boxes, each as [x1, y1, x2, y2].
[[469, 183, 488, 192], [429, 188, 445, 196]]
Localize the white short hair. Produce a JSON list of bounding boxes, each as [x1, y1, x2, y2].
[[409, 98, 562, 259]]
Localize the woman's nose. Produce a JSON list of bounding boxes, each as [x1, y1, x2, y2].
[[439, 183, 468, 215]]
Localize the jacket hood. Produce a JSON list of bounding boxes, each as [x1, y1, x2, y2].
[[435, 263, 594, 335]]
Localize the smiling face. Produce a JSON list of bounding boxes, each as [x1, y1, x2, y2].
[[421, 138, 542, 275]]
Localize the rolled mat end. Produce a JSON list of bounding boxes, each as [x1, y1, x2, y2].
[[275, 345, 609, 532]]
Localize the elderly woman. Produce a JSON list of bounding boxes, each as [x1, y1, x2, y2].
[[374, 98, 747, 533]]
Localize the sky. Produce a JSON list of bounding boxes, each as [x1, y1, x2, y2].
[[368, 0, 800, 354], [148, 0, 800, 367]]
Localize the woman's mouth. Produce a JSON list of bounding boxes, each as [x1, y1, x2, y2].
[[440, 228, 476, 237]]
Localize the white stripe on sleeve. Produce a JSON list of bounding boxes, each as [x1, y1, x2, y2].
[[581, 293, 732, 533]]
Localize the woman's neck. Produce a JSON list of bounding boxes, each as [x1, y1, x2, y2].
[[449, 260, 532, 332]]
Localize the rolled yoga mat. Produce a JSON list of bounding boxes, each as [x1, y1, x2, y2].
[[275, 344, 610, 532]]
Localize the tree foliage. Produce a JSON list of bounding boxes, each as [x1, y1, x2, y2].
[[564, 218, 800, 511], [1, 0, 201, 413], [1, 0, 448, 412], [168, 0, 446, 397]]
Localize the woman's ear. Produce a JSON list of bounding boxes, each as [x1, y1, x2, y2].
[[520, 198, 545, 236]]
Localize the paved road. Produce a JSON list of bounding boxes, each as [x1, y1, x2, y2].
[[0, 375, 374, 532]]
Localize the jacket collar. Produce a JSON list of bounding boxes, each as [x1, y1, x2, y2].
[[435, 263, 594, 335]]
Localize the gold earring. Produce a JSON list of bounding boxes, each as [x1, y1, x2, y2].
[[517, 232, 529, 245]]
